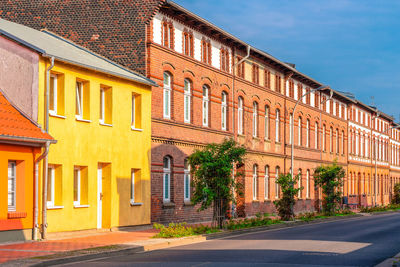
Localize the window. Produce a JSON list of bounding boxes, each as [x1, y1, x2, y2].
[[237, 56, 245, 78], [306, 119, 310, 147], [289, 80, 294, 98], [220, 48, 230, 72], [275, 166, 280, 198], [99, 86, 112, 125], [265, 106, 270, 140], [184, 159, 190, 201], [298, 169, 302, 198], [131, 93, 142, 129], [275, 74, 281, 93], [163, 72, 171, 119], [183, 31, 193, 57], [76, 80, 90, 120], [76, 81, 83, 119], [131, 169, 142, 204], [275, 109, 280, 142], [336, 129, 339, 154], [252, 101, 258, 137], [264, 166, 269, 199], [289, 114, 293, 144], [330, 127, 333, 153], [162, 20, 174, 49], [252, 64, 259, 84], [314, 92, 320, 108], [73, 167, 81, 206], [306, 170, 310, 198], [238, 97, 244, 134], [253, 164, 258, 200], [201, 39, 211, 64], [221, 92, 228, 130], [315, 122, 319, 149], [8, 161, 16, 211], [264, 70, 271, 89], [49, 74, 58, 115], [47, 166, 55, 207], [163, 156, 171, 203], [184, 79, 191, 123], [322, 125, 326, 151], [202, 85, 209, 126], [297, 84, 303, 100], [73, 166, 88, 207], [298, 117, 302, 146], [306, 88, 311, 105]]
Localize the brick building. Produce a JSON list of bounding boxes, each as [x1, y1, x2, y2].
[[1, 0, 399, 224]]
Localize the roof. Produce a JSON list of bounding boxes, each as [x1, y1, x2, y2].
[[0, 18, 157, 87], [0, 90, 54, 145]]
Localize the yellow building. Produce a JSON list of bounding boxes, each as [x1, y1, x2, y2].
[[0, 19, 156, 234]]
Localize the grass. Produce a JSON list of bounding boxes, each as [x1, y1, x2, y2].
[[152, 222, 219, 238], [360, 204, 400, 213]]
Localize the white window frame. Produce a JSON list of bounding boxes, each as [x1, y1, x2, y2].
[[163, 157, 171, 203], [73, 167, 81, 206], [306, 119, 310, 147], [315, 122, 319, 149], [238, 97, 243, 134], [330, 127, 333, 153], [131, 94, 136, 127], [47, 166, 55, 207], [322, 125, 326, 151], [49, 74, 58, 115], [76, 81, 83, 119], [265, 106, 270, 140], [184, 161, 190, 201], [221, 92, 227, 130], [184, 79, 191, 123], [336, 129, 339, 154], [131, 170, 135, 203], [306, 170, 310, 198], [275, 167, 280, 199], [163, 72, 171, 119], [252, 102, 258, 137], [100, 87, 105, 124], [289, 114, 293, 145], [253, 165, 258, 200], [298, 169, 302, 198], [8, 161, 16, 211], [202, 86, 209, 127], [264, 166, 269, 199], [275, 109, 280, 142], [298, 117, 302, 146]]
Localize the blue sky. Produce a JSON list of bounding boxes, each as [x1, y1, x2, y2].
[[174, 0, 400, 120]]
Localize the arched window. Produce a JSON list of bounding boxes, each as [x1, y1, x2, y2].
[[163, 72, 172, 119], [253, 101, 258, 137], [322, 124, 326, 151], [341, 130, 345, 155], [253, 164, 258, 200], [162, 21, 174, 49], [275, 166, 280, 199], [275, 109, 280, 142], [289, 113, 293, 145], [221, 92, 228, 130], [298, 117, 302, 146], [306, 169, 310, 198], [348, 172, 352, 195], [330, 127, 333, 153], [264, 165, 269, 199], [265, 105, 270, 140], [336, 129, 339, 154], [202, 85, 209, 126], [163, 156, 172, 202], [315, 122, 319, 149], [184, 79, 191, 123], [306, 119, 310, 147], [298, 169, 302, 198], [184, 159, 190, 201], [238, 97, 244, 134]]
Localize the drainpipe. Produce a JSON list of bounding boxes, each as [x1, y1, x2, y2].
[[33, 142, 50, 240], [42, 57, 55, 239]]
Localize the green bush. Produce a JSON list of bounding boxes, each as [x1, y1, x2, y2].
[[360, 204, 400, 213], [392, 183, 400, 204], [153, 223, 220, 238]]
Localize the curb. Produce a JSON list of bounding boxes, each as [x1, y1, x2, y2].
[[3, 212, 390, 267]]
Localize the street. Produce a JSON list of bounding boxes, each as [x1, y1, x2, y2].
[[59, 213, 400, 267]]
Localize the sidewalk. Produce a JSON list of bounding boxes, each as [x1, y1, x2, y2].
[[0, 228, 158, 265]]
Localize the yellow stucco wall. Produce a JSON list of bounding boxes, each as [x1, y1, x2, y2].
[[37, 58, 152, 232]]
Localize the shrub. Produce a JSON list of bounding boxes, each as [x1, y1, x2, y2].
[[153, 222, 194, 238], [273, 173, 302, 220], [392, 183, 400, 204]]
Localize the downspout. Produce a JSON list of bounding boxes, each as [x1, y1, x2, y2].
[[42, 57, 55, 239], [33, 142, 50, 240]]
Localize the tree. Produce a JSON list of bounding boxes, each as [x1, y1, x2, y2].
[[392, 183, 400, 204], [188, 139, 246, 228], [273, 173, 302, 221], [313, 162, 345, 215]]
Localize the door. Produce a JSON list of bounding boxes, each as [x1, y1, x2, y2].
[[97, 166, 102, 229]]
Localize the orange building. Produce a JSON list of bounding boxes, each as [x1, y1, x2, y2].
[[0, 90, 54, 242]]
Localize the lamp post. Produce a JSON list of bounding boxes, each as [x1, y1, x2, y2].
[[374, 124, 400, 206], [290, 85, 330, 216]]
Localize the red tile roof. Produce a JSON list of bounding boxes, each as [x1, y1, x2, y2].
[[0, 91, 53, 143]]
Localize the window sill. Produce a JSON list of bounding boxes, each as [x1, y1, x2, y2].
[[252, 200, 260, 203], [162, 202, 175, 208], [275, 142, 282, 145], [7, 211, 27, 219], [131, 127, 143, 132], [73, 204, 90, 209], [263, 199, 272, 203], [130, 200, 143, 206], [237, 133, 245, 137], [252, 136, 260, 141], [50, 113, 66, 119], [100, 121, 113, 127], [264, 138, 271, 142], [184, 200, 193, 206], [47, 205, 64, 210], [75, 117, 91, 123]]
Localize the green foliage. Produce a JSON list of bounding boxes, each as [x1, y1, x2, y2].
[[360, 204, 400, 213], [226, 215, 281, 230], [296, 210, 355, 222], [313, 162, 345, 215], [392, 183, 400, 204], [273, 173, 302, 221], [188, 138, 246, 228], [152, 223, 219, 238]]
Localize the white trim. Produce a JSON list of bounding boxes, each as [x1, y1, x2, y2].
[[8, 161, 16, 211], [73, 167, 81, 206], [49, 74, 58, 115], [184, 163, 190, 201], [50, 114, 66, 119], [131, 170, 135, 203], [163, 157, 171, 203], [252, 165, 258, 200], [47, 206, 64, 210], [238, 97, 243, 134], [76, 81, 83, 119], [74, 204, 90, 208], [264, 166, 269, 200], [221, 92, 227, 131], [47, 166, 55, 208], [99, 122, 113, 127], [131, 127, 144, 132], [163, 72, 171, 119], [184, 79, 191, 123], [265, 106, 270, 140], [252, 102, 258, 137], [75, 117, 91, 123], [99, 87, 105, 124], [202, 85, 209, 127]]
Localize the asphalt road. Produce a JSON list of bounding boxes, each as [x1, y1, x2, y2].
[[60, 213, 400, 267]]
